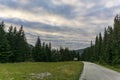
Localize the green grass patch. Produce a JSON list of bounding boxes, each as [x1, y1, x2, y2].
[[95, 62, 120, 72], [0, 61, 83, 80]]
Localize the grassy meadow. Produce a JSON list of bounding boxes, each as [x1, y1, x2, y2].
[[95, 62, 120, 72], [99, 63, 120, 72], [0, 61, 83, 80]]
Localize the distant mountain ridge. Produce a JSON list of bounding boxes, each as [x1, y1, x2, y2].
[[75, 49, 84, 54]]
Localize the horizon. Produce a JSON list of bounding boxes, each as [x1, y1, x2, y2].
[[0, 0, 120, 49]]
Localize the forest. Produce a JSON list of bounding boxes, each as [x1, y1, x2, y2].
[[81, 15, 120, 65], [0, 21, 78, 63]]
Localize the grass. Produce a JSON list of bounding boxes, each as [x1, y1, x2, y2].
[[0, 61, 83, 80], [95, 62, 120, 72]]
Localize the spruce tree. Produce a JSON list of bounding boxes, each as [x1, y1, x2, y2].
[[33, 36, 42, 61], [0, 21, 11, 62], [98, 33, 102, 62]]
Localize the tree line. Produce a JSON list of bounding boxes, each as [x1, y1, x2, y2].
[[81, 15, 120, 65], [0, 21, 78, 63]]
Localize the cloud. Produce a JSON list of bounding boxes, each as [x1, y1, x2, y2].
[[0, 0, 120, 49]]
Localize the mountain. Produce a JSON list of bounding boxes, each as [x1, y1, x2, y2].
[[75, 49, 84, 54]]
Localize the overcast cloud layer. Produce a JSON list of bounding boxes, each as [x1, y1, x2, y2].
[[0, 0, 120, 49]]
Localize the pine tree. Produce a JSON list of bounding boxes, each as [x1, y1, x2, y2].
[[7, 25, 15, 62], [112, 15, 120, 64], [94, 36, 99, 61], [13, 26, 30, 62], [103, 28, 108, 63], [80, 14, 120, 65], [107, 27, 113, 64], [48, 42, 52, 61], [0, 21, 11, 63], [33, 36, 42, 61], [98, 33, 103, 63], [90, 40, 94, 61]]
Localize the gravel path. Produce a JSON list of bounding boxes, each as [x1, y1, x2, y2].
[[80, 62, 120, 80]]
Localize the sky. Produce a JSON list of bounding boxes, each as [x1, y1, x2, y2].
[[0, 0, 120, 49]]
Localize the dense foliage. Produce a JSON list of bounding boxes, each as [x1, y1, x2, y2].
[[81, 15, 120, 65], [0, 21, 77, 63]]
